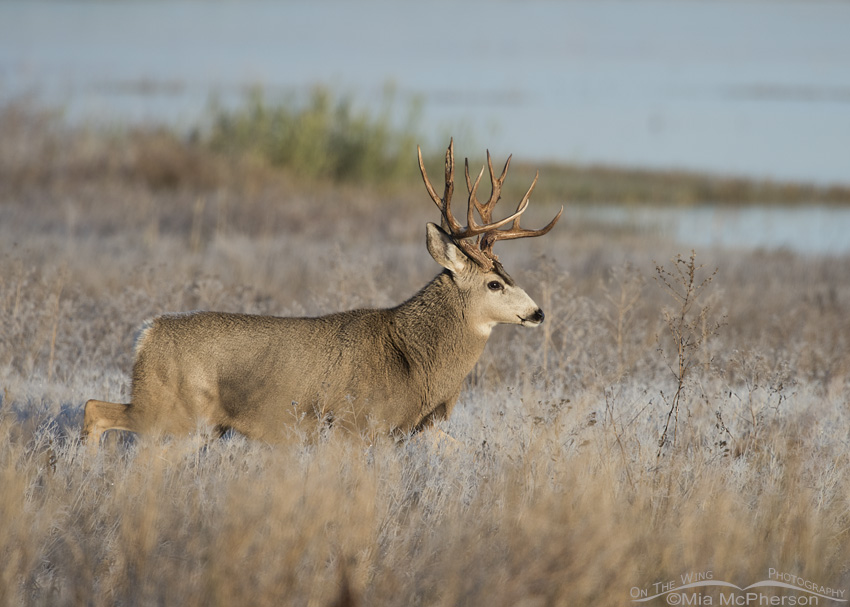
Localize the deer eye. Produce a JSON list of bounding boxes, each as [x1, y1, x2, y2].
[[487, 280, 504, 291]]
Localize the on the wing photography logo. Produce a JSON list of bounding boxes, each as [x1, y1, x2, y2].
[[631, 569, 847, 605]]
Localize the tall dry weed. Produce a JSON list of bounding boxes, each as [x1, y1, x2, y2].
[[653, 251, 723, 458]]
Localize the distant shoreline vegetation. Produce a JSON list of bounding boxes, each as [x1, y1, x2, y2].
[[4, 92, 850, 206]]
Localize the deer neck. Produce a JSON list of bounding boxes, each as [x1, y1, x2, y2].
[[390, 272, 489, 378]]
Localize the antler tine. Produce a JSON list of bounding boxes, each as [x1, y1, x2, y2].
[[417, 145, 442, 209], [466, 157, 487, 219], [485, 205, 564, 248], [464, 158, 485, 233], [442, 139, 456, 231], [418, 140, 465, 234], [515, 169, 539, 218], [480, 150, 512, 224]]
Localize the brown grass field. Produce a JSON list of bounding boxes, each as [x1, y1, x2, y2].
[[1, 102, 849, 606]]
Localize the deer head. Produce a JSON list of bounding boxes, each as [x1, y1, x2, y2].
[[418, 139, 563, 334]]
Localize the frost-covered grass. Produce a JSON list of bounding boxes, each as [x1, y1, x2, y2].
[[1, 104, 849, 606]]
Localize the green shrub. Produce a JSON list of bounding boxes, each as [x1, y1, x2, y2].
[[205, 86, 424, 185]]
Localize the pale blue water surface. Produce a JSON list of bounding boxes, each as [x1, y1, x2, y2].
[[577, 204, 850, 255]]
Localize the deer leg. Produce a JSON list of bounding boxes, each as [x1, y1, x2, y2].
[[81, 399, 135, 451], [428, 428, 461, 448], [407, 427, 465, 454], [408, 401, 466, 452]]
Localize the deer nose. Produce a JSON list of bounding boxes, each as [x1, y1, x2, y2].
[[530, 308, 545, 324]]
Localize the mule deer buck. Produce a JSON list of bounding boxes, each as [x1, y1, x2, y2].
[[82, 140, 562, 448]]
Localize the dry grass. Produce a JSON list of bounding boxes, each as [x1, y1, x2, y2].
[[1, 103, 849, 606]]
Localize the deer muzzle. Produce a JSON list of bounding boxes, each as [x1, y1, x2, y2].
[[521, 308, 545, 326]]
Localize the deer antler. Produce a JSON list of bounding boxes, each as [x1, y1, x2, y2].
[[418, 139, 563, 271]]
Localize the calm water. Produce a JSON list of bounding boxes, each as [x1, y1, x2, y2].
[[578, 205, 850, 255], [2, 1, 849, 254]]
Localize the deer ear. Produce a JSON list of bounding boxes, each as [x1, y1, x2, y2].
[[426, 222, 469, 274]]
